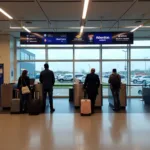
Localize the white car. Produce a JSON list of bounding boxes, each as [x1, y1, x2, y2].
[[138, 75, 150, 84], [78, 76, 86, 83], [131, 75, 142, 84], [58, 74, 73, 82]]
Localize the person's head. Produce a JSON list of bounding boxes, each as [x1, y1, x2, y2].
[[112, 68, 117, 73], [22, 70, 28, 78], [91, 68, 95, 74], [44, 63, 49, 69]]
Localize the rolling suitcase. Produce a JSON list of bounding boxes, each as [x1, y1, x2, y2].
[[35, 83, 43, 100], [28, 92, 41, 115], [11, 91, 20, 114], [80, 99, 91, 116]]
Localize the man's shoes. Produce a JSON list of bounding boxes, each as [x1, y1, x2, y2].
[[50, 108, 55, 113]]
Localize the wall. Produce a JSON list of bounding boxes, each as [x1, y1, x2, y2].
[[0, 35, 15, 83]]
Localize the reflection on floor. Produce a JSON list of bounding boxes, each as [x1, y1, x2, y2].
[[45, 98, 150, 113], [0, 99, 150, 150], [1, 99, 150, 114]]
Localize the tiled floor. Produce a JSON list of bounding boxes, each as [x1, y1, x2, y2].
[[0, 99, 150, 150]]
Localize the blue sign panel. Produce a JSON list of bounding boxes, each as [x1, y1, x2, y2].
[[94, 33, 112, 44]]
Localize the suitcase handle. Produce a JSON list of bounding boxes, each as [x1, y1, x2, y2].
[[15, 90, 19, 98], [34, 91, 40, 99]]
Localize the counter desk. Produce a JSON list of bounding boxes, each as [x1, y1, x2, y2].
[[108, 84, 127, 108], [74, 84, 103, 108]]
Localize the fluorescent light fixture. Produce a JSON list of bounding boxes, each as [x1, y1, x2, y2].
[[0, 8, 13, 19], [10, 26, 40, 29], [82, 0, 89, 19], [22, 26, 31, 33], [130, 25, 143, 32], [126, 26, 150, 28], [80, 26, 84, 34], [10, 27, 22, 29]]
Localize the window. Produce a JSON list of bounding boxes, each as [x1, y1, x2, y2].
[[48, 49, 73, 60], [131, 40, 150, 47], [17, 49, 45, 60], [17, 62, 46, 80], [131, 49, 150, 59], [75, 49, 100, 60], [48, 62, 73, 97], [102, 49, 127, 59], [75, 62, 100, 76]]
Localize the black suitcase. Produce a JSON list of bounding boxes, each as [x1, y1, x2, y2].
[[28, 92, 42, 115]]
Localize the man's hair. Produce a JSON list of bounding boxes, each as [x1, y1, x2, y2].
[[91, 68, 95, 73], [44, 63, 49, 69], [112, 68, 117, 73]]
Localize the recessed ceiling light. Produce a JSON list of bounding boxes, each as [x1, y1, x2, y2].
[[0, 8, 13, 19]]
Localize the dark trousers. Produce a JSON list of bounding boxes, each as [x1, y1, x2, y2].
[[20, 93, 30, 112], [111, 89, 120, 109], [43, 89, 54, 111], [87, 92, 97, 113]]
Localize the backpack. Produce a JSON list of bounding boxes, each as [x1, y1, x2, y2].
[[110, 74, 121, 89]]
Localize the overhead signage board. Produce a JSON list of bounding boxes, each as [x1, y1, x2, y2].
[[20, 32, 133, 45]]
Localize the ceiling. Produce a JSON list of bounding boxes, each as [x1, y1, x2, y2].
[[0, 0, 150, 38]]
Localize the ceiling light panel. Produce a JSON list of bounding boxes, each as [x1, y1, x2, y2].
[[0, 8, 13, 19]]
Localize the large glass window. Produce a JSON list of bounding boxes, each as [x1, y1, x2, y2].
[[102, 49, 127, 59], [48, 62, 73, 97], [75, 49, 100, 60], [75, 62, 100, 84], [48, 49, 73, 60], [17, 62, 46, 81], [131, 40, 150, 47], [131, 49, 150, 59], [16, 39, 150, 97], [17, 49, 45, 60]]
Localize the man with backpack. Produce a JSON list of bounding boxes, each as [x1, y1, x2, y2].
[[109, 69, 121, 111]]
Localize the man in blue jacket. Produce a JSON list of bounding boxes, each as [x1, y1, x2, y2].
[[40, 63, 55, 113]]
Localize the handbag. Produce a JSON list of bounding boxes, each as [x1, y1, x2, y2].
[[21, 78, 30, 94]]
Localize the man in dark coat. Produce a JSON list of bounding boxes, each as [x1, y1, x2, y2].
[[109, 68, 121, 111], [40, 63, 55, 113], [84, 68, 100, 113]]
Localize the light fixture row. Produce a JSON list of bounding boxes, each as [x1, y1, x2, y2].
[[80, 0, 90, 35], [0, 7, 31, 33], [79, 0, 145, 34]]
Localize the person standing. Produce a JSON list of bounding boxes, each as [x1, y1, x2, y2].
[[84, 68, 100, 114], [17, 70, 31, 113], [40, 63, 55, 113], [109, 69, 121, 111]]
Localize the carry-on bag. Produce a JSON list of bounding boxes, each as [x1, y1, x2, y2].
[[11, 91, 20, 114], [80, 91, 91, 116], [28, 92, 41, 115]]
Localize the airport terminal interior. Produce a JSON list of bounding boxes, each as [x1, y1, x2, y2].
[[0, 0, 150, 150]]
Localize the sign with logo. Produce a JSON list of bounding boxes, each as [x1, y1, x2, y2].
[[20, 32, 133, 45]]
